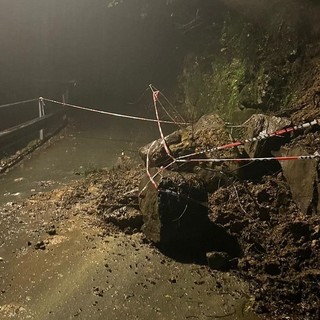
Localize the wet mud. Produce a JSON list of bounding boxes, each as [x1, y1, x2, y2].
[[0, 167, 259, 320]]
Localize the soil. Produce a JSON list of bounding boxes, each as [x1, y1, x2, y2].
[[209, 176, 320, 319], [1, 41, 320, 319], [0, 166, 259, 320], [1, 155, 319, 320]]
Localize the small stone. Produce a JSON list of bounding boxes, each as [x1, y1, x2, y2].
[[206, 251, 230, 271], [264, 262, 281, 276], [168, 278, 177, 284], [93, 287, 104, 297], [311, 225, 320, 240], [46, 225, 57, 236], [34, 240, 46, 250]]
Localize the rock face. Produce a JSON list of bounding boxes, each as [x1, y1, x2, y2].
[[139, 169, 209, 251], [139, 168, 241, 258], [279, 145, 319, 215], [242, 114, 291, 157]]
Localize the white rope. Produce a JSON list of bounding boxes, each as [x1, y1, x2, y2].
[[0, 98, 38, 109], [176, 154, 320, 163], [43, 98, 189, 125]]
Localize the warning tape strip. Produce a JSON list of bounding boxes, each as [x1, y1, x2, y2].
[[176, 154, 320, 163], [177, 118, 320, 160], [150, 84, 187, 124], [150, 87, 175, 161], [43, 98, 189, 125], [146, 140, 159, 189]]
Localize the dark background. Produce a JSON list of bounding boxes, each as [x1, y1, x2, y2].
[[0, 0, 188, 110]]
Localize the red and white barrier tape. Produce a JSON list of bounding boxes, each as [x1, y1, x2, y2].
[[150, 86, 176, 161], [176, 153, 320, 163], [177, 118, 320, 161], [146, 140, 159, 189]]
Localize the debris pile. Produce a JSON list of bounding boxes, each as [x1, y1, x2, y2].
[[137, 109, 320, 319]]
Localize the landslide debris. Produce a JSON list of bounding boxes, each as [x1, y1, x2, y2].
[[137, 107, 320, 319], [2, 152, 319, 319], [209, 176, 320, 319]]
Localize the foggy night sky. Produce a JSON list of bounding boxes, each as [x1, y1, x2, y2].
[[0, 0, 180, 108]]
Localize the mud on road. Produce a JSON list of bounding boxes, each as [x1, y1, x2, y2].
[[0, 168, 258, 320], [1, 141, 320, 319]]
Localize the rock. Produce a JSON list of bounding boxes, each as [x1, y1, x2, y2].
[[242, 114, 291, 157], [93, 287, 104, 297], [264, 262, 281, 276], [278, 145, 318, 214], [104, 207, 143, 230], [34, 240, 46, 250], [139, 113, 240, 171], [311, 239, 319, 248], [139, 169, 209, 249], [45, 225, 57, 236], [311, 225, 320, 240], [206, 251, 230, 271]]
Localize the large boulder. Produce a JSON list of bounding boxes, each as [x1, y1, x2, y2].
[[140, 114, 239, 165], [278, 144, 319, 215], [139, 169, 208, 251], [139, 168, 241, 258], [242, 114, 291, 157], [139, 113, 240, 190]]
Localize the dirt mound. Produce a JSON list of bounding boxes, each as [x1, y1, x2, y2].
[[22, 166, 144, 234], [0, 166, 259, 320], [6, 126, 319, 320], [209, 175, 320, 319]]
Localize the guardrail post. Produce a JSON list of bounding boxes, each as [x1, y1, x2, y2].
[[38, 97, 45, 140], [62, 93, 66, 107]]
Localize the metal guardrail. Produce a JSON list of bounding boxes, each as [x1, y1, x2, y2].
[[0, 97, 68, 173], [0, 111, 67, 147]]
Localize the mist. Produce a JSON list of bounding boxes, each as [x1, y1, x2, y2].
[[0, 0, 181, 109], [2, 2, 320, 320], [2, 0, 318, 109]]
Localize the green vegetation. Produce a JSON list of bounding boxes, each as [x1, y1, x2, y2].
[[178, 6, 304, 123]]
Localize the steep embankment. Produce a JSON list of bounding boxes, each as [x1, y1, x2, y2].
[[175, 0, 320, 122], [168, 1, 320, 319]]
